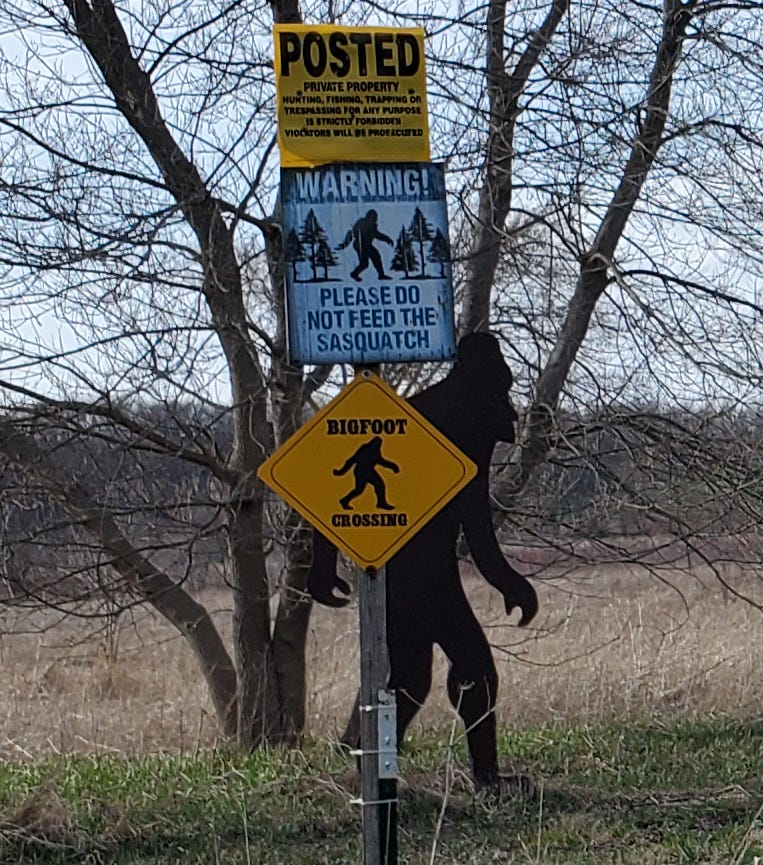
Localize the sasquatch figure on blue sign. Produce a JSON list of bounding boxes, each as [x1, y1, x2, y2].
[[308, 332, 539, 795]]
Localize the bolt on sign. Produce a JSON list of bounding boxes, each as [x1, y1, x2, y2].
[[257, 373, 477, 570], [282, 161, 455, 365], [273, 24, 429, 167]]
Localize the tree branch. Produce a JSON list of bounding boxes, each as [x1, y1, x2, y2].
[[459, 0, 570, 334], [508, 0, 698, 494], [0, 378, 236, 484]]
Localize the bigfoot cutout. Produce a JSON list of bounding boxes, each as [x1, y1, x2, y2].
[[308, 332, 539, 794], [334, 436, 400, 511]]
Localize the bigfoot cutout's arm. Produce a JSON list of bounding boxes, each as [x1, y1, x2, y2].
[[462, 481, 538, 626], [307, 530, 351, 607]]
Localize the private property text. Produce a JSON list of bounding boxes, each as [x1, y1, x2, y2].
[[274, 25, 429, 165]]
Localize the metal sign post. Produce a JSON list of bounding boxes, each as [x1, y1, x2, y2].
[[358, 563, 397, 865]]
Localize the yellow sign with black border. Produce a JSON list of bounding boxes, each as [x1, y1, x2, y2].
[[274, 24, 430, 167], [257, 373, 475, 569]]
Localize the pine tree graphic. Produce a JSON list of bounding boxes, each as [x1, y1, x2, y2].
[[428, 228, 450, 278], [391, 226, 416, 278], [314, 236, 338, 280], [299, 209, 332, 281], [284, 228, 306, 282], [408, 207, 434, 277]]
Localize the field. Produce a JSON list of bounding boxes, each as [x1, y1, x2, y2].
[[0, 562, 761, 863]]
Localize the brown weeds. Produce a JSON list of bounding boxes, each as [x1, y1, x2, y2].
[[0, 562, 760, 759]]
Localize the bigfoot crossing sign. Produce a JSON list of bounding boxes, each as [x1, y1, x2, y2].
[[257, 372, 476, 570]]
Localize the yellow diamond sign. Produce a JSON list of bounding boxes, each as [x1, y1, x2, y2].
[[257, 372, 477, 570]]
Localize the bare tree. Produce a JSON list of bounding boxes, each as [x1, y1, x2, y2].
[[452, 0, 763, 604], [0, 0, 320, 747]]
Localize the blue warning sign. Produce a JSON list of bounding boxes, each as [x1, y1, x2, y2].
[[282, 162, 455, 365]]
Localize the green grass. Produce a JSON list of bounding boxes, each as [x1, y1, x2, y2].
[[0, 715, 761, 864]]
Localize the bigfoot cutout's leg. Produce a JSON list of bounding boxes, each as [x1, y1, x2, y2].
[[387, 613, 434, 747], [446, 667, 534, 798], [393, 672, 432, 745], [343, 633, 433, 767], [447, 667, 500, 787], [438, 594, 503, 787]]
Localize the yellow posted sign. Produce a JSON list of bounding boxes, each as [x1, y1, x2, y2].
[[274, 24, 430, 167], [257, 373, 475, 570]]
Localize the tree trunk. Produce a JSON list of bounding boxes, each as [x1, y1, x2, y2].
[[459, 0, 569, 335], [265, 200, 315, 745], [63, 0, 284, 747], [228, 496, 280, 746], [270, 512, 313, 744]]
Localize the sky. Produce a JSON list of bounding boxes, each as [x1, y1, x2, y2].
[[1, 1, 763, 414]]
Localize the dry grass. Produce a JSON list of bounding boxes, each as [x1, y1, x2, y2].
[[309, 560, 763, 736], [1, 561, 761, 760], [0, 600, 223, 759]]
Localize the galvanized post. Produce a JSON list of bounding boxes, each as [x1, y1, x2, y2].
[[358, 563, 398, 865]]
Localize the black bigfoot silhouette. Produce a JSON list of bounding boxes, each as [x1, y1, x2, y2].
[[334, 436, 399, 511], [309, 333, 539, 794], [338, 209, 393, 281]]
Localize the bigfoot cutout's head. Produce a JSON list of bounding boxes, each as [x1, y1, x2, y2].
[[453, 333, 518, 444]]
